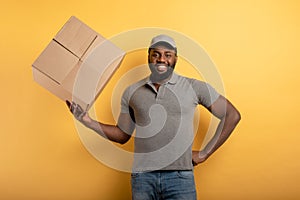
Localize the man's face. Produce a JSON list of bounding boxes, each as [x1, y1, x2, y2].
[[148, 46, 178, 82]]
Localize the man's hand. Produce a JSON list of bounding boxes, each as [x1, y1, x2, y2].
[[66, 101, 91, 124], [66, 101, 131, 144], [192, 150, 209, 166]]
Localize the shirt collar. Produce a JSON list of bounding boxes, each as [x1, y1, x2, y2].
[[168, 72, 178, 84]]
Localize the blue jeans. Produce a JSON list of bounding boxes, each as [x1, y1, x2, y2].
[[131, 170, 196, 200]]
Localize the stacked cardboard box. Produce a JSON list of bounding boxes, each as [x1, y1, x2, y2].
[[32, 16, 125, 111]]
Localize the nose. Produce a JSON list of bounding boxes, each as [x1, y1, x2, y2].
[[157, 54, 167, 63]]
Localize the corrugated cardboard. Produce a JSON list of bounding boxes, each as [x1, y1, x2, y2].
[[32, 16, 125, 111]]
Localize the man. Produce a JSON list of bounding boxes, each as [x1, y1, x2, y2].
[[67, 34, 241, 200]]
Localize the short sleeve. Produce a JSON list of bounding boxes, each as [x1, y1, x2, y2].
[[120, 87, 131, 114], [191, 79, 220, 108], [117, 87, 136, 134]]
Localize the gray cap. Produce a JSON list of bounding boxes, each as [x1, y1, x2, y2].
[[149, 34, 177, 49]]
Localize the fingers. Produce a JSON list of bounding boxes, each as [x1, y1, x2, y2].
[[192, 160, 198, 166], [66, 100, 86, 121], [74, 104, 83, 117], [66, 100, 71, 108], [66, 100, 75, 113]]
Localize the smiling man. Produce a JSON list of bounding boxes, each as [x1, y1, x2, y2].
[[67, 34, 241, 200], [148, 36, 177, 84]]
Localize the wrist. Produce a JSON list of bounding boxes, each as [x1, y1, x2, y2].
[[81, 113, 92, 126], [198, 149, 210, 162]]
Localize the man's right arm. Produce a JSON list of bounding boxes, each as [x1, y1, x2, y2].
[[67, 101, 132, 144]]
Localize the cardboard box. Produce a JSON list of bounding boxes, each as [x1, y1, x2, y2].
[[32, 16, 125, 111]]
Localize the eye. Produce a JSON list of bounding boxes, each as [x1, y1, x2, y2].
[[151, 52, 159, 58], [165, 54, 172, 58]]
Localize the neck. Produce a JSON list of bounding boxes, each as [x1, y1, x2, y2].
[[151, 75, 172, 91], [150, 73, 173, 85]]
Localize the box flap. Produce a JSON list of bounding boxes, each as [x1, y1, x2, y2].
[[54, 16, 97, 58], [32, 40, 78, 84], [81, 34, 105, 61], [82, 38, 125, 72], [32, 67, 72, 102]]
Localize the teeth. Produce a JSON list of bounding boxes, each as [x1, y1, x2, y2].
[[157, 65, 167, 71]]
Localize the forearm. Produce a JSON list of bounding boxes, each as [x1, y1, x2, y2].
[[83, 118, 131, 144], [203, 109, 241, 158], [67, 101, 131, 144]]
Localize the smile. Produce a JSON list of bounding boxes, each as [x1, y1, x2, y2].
[[156, 65, 168, 72]]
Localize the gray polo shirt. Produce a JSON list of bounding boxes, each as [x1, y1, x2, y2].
[[118, 73, 220, 172]]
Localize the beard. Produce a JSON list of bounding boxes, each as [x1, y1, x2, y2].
[[148, 62, 176, 83]]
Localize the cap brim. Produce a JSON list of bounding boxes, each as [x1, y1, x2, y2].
[[150, 41, 176, 50]]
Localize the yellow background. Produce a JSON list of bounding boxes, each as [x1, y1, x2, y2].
[[1, 0, 300, 199]]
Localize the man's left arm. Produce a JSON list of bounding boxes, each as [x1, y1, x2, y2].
[[192, 95, 241, 165]]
